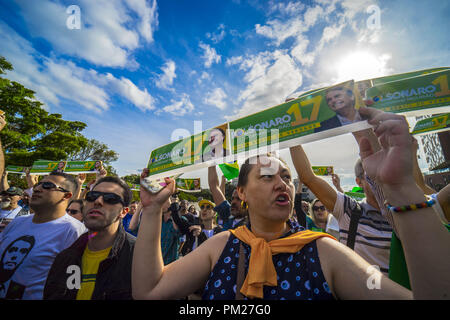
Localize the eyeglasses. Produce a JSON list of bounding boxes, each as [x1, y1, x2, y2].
[[313, 205, 326, 211], [200, 205, 212, 210], [33, 181, 69, 193], [85, 191, 125, 206], [66, 209, 80, 215]]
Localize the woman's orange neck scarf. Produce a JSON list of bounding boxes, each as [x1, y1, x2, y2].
[[230, 225, 336, 299]]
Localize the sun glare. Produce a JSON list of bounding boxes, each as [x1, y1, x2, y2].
[[335, 51, 391, 83]]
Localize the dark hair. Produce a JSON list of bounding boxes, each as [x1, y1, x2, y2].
[[93, 176, 132, 207], [49, 171, 79, 194], [237, 153, 289, 188], [67, 199, 85, 212]]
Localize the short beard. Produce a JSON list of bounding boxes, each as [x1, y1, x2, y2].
[[84, 209, 122, 232]]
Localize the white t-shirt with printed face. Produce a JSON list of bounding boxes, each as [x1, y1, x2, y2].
[[0, 214, 87, 299]]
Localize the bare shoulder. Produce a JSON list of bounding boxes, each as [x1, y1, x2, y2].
[[200, 231, 232, 270]]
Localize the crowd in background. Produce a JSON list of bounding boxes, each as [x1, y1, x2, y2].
[[0, 107, 449, 301]]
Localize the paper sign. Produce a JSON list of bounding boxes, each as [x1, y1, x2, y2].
[[412, 113, 450, 135], [312, 166, 334, 176]]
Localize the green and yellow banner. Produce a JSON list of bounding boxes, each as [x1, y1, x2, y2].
[[411, 113, 449, 135], [29, 160, 103, 175], [366, 69, 450, 116], [145, 68, 450, 180], [175, 178, 201, 193], [64, 160, 103, 173], [5, 165, 29, 175], [312, 166, 334, 176]]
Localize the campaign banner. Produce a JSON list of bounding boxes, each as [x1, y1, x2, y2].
[[141, 173, 183, 193], [411, 113, 450, 135], [147, 123, 229, 178], [175, 178, 201, 193], [145, 68, 450, 180], [366, 69, 450, 116], [5, 165, 28, 175], [370, 67, 449, 86], [64, 160, 103, 173], [312, 166, 334, 176], [30, 161, 67, 175], [229, 80, 368, 155]]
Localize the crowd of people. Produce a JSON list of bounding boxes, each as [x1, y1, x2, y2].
[[0, 106, 449, 301]]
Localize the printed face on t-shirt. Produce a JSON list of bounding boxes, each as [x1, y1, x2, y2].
[[2, 239, 33, 271]]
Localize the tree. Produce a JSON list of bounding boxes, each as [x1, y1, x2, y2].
[[68, 138, 119, 165], [121, 174, 140, 185], [0, 56, 89, 166]]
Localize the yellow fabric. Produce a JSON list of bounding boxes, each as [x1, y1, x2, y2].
[[76, 246, 112, 300], [230, 225, 336, 299]]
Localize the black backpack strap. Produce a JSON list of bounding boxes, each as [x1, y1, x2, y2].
[[346, 200, 363, 250], [235, 242, 246, 300]]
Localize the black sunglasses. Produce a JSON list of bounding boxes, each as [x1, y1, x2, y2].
[[313, 205, 326, 211], [85, 191, 125, 206], [200, 205, 212, 210], [66, 209, 80, 215], [33, 181, 69, 193]]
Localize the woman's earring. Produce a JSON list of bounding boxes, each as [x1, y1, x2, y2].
[[241, 201, 248, 210]]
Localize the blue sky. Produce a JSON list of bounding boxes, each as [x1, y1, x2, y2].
[[1, 0, 449, 190]]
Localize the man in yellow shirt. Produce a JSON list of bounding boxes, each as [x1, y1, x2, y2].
[[43, 176, 136, 300]]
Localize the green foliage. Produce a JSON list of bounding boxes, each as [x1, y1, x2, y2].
[[0, 57, 119, 176], [68, 138, 119, 165], [121, 174, 140, 185], [0, 56, 89, 166]]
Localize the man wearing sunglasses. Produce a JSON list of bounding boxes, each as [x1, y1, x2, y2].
[[44, 176, 136, 300], [0, 171, 86, 299], [0, 187, 30, 232]]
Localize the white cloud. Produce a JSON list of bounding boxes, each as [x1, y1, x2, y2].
[[105, 73, 155, 111], [155, 60, 176, 90], [159, 94, 195, 116], [0, 21, 155, 113], [124, 0, 159, 42], [206, 24, 226, 43], [226, 50, 302, 120], [199, 42, 221, 68], [13, 0, 159, 68], [226, 56, 243, 66], [203, 88, 228, 110], [268, 1, 306, 16], [197, 71, 211, 84]]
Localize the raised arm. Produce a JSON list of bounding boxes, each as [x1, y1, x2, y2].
[[132, 168, 228, 300], [220, 174, 226, 195], [72, 173, 86, 200], [169, 202, 192, 235], [357, 106, 450, 299], [128, 202, 142, 232], [289, 145, 337, 212], [208, 166, 226, 205], [331, 174, 344, 193]]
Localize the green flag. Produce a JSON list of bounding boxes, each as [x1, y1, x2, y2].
[[218, 161, 240, 180]]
